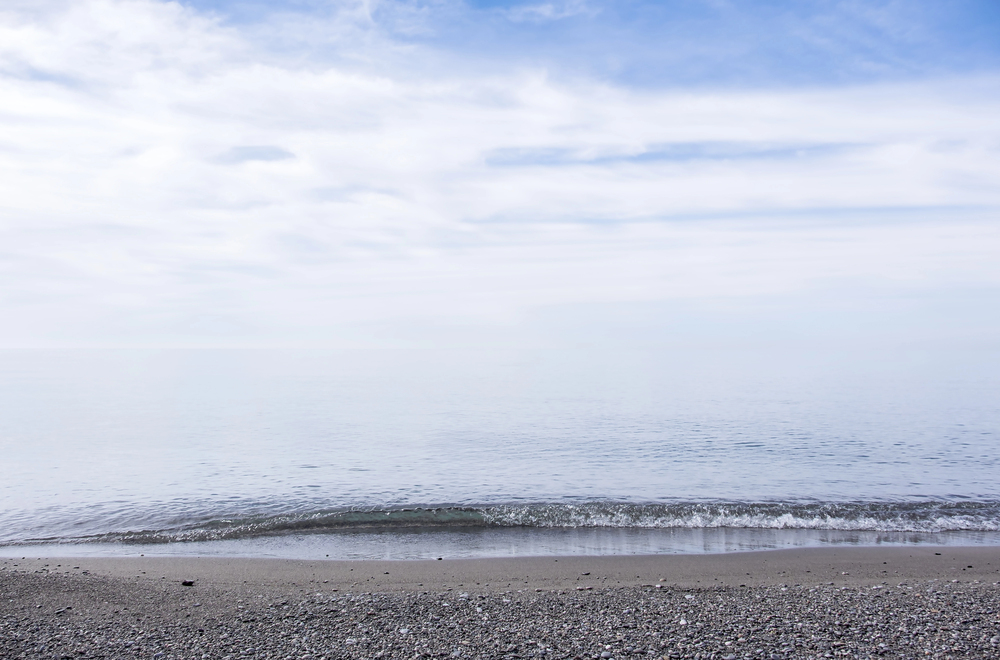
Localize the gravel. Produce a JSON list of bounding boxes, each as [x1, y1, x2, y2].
[[3, 568, 1000, 659]]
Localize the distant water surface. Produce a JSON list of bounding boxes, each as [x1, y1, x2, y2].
[[0, 348, 998, 556]]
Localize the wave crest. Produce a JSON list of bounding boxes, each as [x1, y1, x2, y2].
[[481, 501, 1000, 532], [7, 500, 1000, 546]]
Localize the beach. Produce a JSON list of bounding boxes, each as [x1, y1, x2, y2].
[[4, 0, 1000, 657], [4, 547, 999, 658]]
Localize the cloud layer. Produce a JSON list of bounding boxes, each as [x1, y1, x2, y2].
[[1, 0, 998, 347]]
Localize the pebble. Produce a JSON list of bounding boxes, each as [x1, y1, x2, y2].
[[3, 570, 1000, 659]]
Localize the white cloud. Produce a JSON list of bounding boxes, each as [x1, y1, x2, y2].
[[215, 146, 296, 163], [0, 0, 998, 347], [502, 0, 597, 23]]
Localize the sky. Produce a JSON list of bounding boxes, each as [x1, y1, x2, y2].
[[1, 0, 999, 349]]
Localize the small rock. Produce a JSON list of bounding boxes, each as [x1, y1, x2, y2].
[[181, 580, 194, 587]]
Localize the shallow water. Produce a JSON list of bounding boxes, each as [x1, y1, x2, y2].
[[1, 348, 998, 556], [3, 528, 999, 561]]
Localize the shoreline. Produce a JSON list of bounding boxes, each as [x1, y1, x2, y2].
[[4, 547, 1000, 659], [4, 546, 999, 593]]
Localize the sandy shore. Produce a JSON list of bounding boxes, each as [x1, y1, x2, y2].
[[3, 547, 1000, 659], [0, 547, 1000, 592], [3, 546, 1000, 592]]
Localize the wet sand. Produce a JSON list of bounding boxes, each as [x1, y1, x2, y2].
[[4, 546, 999, 592]]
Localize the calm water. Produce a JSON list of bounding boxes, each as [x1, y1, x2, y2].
[[1, 348, 998, 557]]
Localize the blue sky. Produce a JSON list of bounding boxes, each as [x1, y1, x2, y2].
[[178, 0, 1000, 85], [0, 0, 998, 348]]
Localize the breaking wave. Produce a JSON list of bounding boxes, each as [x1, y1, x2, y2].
[[5, 500, 1000, 547]]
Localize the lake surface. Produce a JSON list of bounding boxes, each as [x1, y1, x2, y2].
[[1, 348, 998, 558]]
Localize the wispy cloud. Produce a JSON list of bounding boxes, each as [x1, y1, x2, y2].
[[0, 0, 998, 347], [215, 146, 296, 164], [484, 142, 864, 167], [502, 0, 596, 23]]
